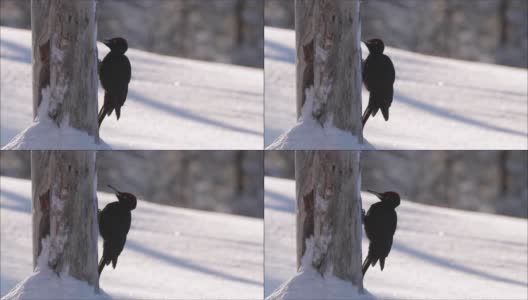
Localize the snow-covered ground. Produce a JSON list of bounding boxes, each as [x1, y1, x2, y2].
[[3, 236, 112, 300], [1, 27, 263, 149], [264, 27, 528, 149], [1, 176, 263, 299], [265, 176, 528, 299], [267, 235, 373, 300], [2, 86, 112, 150], [266, 86, 374, 150]]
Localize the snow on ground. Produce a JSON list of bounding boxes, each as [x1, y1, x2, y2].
[[264, 27, 528, 149], [3, 237, 111, 300], [1, 27, 263, 150], [265, 176, 528, 299], [1, 176, 263, 299], [2, 87, 111, 150], [267, 237, 373, 300], [266, 87, 374, 150], [2, 119, 110, 150]]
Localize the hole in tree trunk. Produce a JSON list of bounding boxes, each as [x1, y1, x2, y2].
[[302, 189, 315, 257], [37, 190, 51, 259]]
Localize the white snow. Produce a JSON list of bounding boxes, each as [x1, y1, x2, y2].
[[3, 237, 110, 300], [265, 27, 528, 149], [1, 26, 263, 150], [265, 176, 528, 299], [2, 86, 111, 149], [1, 176, 263, 299], [268, 238, 373, 300], [2, 119, 110, 150], [266, 87, 374, 150], [3, 266, 110, 300]]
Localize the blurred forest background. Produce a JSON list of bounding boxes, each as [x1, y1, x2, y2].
[[1, 151, 263, 218], [265, 151, 528, 218], [266, 0, 527, 68], [0, 0, 263, 68]]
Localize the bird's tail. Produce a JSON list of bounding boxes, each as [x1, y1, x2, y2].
[[381, 106, 389, 121], [98, 91, 115, 128], [98, 256, 105, 275], [362, 256, 371, 276], [98, 105, 107, 128], [362, 106, 372, 127]]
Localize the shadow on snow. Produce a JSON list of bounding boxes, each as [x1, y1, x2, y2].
[[393, 241, 527, 287], [0, 188, 31, 214], [126, 239, 262, 287], [127, 89, 262, 137], [395, 91, 526, 137], [0, 39, 31, 64]]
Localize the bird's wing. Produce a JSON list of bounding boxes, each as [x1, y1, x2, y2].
[[366, 203, 398, 239], [390, 210, 397, 235], [124, 213, 132, 235], [101, 55, 131, 87], [386, 55, 396, 83], [362, 57, 372, 90], [115, 85, 129, 109], [125, 56, 131, 83], [99, 203, 130, 239]]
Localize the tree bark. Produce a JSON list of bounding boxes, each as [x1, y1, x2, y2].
[[295, 150, 363, 290], [31, 0, 99, 142], [31, 151, 99, 290], [295, 0, 362, 141]]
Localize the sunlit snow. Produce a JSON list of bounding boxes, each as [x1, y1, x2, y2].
[[265, 176, 528, 299], [1, 27, 263, 150], [265, 27, 528, 149], [1, 176, 263, 299]]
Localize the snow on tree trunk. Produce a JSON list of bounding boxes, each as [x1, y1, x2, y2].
[[31, 0, 99, 142], [295, 150, 363, 289], [295, 0, 363, 142], [31, 151, 99, 290]]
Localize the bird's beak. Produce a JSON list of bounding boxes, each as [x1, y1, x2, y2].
[[363, 41, 374, 49], [367, 189, 381, 196], [108, 184, 121, 194], [103, 39, 112, 47]]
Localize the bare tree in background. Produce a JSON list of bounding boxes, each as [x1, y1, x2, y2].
[[32, 151, 99, 290], [235, 151, 245, 194], [296, 0, 363, 141], [31, 0, 99, 141], [295, 150, 363, 290]]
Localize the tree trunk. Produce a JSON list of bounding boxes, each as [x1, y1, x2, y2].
[[498, 0, 509, 44], [295, 150, 363, 290], [31, 0, 99, 142], [295, 0, 362, 141], [498, 150, 509, 194], [234, 0, 245, 45], [31, 150, 99, 290]]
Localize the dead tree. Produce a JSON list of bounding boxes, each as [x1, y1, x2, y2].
[[31, 0, 99, 141], [295, 0, 363, 141], [31, 151, 99, 289], [295, 150, 363, 290]]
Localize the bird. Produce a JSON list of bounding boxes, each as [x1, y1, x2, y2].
[[362, 38, 395, 128], [362, 189, 400, 277], [98, 185, 136, 276], [98, 37, 131, 128]]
